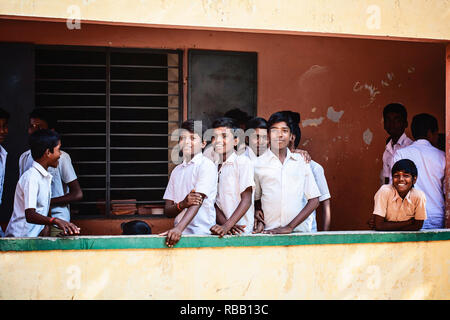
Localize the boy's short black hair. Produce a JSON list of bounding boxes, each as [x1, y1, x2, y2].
[[121, 220, 152, 235], [391, 159, 418, 179], [224, 108, 251, 128], [0, 108, 10, 121], [383, 103, 407, 121], [281, 111, 301, 148], [180, 119, 207, 139], [411, 113, 438, 140], [29, 129, 60, 161], [29, 108, 57, 130], [212, 117, 239, 130], [246, 117, 268, 130]]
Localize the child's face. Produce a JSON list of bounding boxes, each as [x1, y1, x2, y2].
[[384, 112, 407, 138], [248, 128, 268, 156], [392, 170, 416, 197], [269, 121, 292, 152], [0, 118, 8, 144], [179, 131, 205, 158], [212, 127, 236, 156], [29, 118, 49, 135], [47, 141, 62, 168]]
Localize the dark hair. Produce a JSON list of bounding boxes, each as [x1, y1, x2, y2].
[[383, 103, 407, 121], [391, 159, 418, 179], [212, 117, 239, 130], [224, 108, 251, 128], [29, 129, 60, 160], [180, 119, 206, 139], [246, 117, 268, 130], [29, 109, 57, 130], [281, 111, 301, 148], [121, 220, 152, 235], [411, 113, 438, 140], [0, 108, 10, 121]]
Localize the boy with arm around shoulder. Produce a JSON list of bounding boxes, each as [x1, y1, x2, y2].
[[161, 120, 218, 247]]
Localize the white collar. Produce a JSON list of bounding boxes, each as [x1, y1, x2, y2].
[[32, 161, 51, 178], [216, 151, 238, 166], [181, 152, 203, 167], [413, 139, 432, 147]]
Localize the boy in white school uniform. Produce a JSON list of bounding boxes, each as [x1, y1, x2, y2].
[[209, 117, 254, 236], [5, 130, 80, 237], [18, 109, 82, 236], [284, 111, 331, 231], [392, 113, 445, 229], [254, 112, 321, 234], [161, 120, 218, 247], [0, 108, 10, 237], [381, 103, 413, 185]]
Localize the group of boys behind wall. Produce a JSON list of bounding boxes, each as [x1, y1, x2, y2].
[[0, 105, 446, 236]]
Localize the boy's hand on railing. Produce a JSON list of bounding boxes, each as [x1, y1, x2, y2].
[[262, 226, 293, 234], [53, 218, 81, 236], [253, 221, 265, 234], [159, 227, 182, 248], [210, 224, 228, 237], [228, 225, 245, 235]]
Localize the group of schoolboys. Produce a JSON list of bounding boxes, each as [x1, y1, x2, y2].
[[161, 110, 331, 247], [0, 109, 82, 238], [0, 103, 445, 243]]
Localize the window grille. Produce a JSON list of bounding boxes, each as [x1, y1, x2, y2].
[[35, 45, 182, 217]]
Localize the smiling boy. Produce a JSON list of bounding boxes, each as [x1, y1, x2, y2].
[[371, 159, 426, 231], [254, 112, 320, 234], [161, 120, 217, 247], [5, 129, 80, 237], [209, 117, 254, 236]]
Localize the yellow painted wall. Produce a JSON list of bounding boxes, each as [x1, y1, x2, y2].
[[0, 0, 449, 41], [1, 241, 449, 299]]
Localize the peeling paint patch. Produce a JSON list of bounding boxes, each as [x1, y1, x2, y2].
[[302, 117, 324, 127], [353, 81, 380, 106], [327, 106, 344, 123], [381, 80, 389, 87], [299, 65, 328, 85], [363, 128, 373, 145], [311, 107, 317, 112], [408, 66, 415, 74], [386, 72, 394, 81]]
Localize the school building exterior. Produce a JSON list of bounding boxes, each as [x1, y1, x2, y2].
[[0, 0, 449, 299]]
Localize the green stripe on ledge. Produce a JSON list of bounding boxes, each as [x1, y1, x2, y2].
[[1, 230, 449, 252]]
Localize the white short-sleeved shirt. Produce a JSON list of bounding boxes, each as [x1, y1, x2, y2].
[[301, 160, 331, 232], [19, 149, 77, 222], [163, 152, 218, 235], [254, 148, 321, 232], [392, 139, 445, 229], [215, 152, 255, 234], [5, 161, 52, 238], [382, 133, 413, 181]]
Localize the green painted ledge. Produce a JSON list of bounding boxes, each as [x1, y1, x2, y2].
[[1, 230, 450, 252]]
